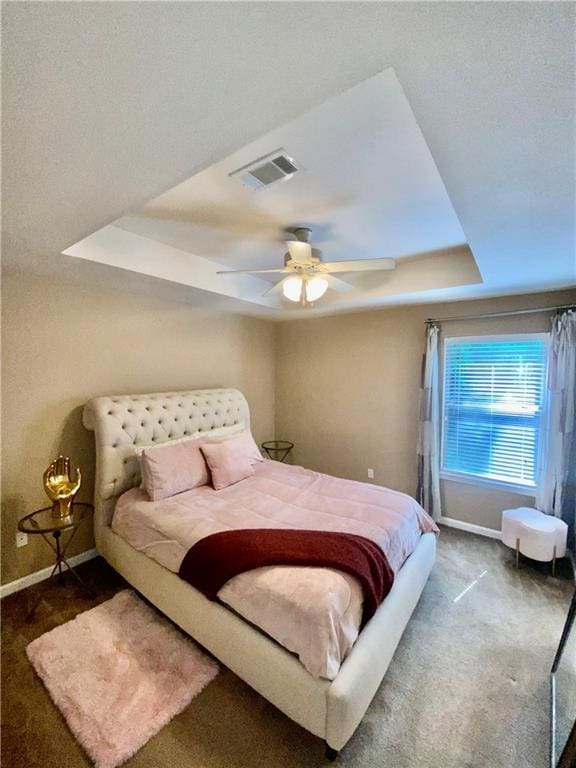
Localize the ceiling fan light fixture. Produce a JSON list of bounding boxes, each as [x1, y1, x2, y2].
[[282, 276, 304, 302], [282, 275, 329, 304], [305, 276, 329, 302]]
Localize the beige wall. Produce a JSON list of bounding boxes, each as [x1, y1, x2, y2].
[[3, 250, 575, 589], [1, 253, 276, 585], [276, 289, 576, 532]]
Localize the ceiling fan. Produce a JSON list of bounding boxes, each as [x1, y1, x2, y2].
[[217, 227, 396, 305]]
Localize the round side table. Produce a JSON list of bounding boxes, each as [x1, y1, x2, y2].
[[261, 440, 294, 463], [18, 502, 95, 620]]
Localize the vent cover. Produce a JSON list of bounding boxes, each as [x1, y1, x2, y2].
[[229, 150, 300, 190]]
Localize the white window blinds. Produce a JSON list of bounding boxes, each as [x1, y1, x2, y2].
[[442, 336, 548, 488]]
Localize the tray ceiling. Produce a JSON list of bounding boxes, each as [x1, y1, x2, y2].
[[64, 70, 481, 315]]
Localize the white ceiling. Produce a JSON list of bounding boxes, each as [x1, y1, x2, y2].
[[3, 3, 575, 318], [65, 70, 481, 312]]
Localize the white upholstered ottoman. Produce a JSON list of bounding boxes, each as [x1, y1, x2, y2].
[[501, 507, 568, 574]]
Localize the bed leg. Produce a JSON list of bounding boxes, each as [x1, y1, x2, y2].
[[325, 744, 339, 761]]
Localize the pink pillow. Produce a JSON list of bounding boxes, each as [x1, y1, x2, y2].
[[141, 438, 209, 501], [218, 430, 263, 465], [200, 440, 255, 490]]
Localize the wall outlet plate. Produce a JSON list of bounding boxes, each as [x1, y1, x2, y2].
[[367, 468, 375, 480], [16, 531, 28, 548]]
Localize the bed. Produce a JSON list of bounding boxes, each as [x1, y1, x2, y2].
[[83, 388, 437, 758]]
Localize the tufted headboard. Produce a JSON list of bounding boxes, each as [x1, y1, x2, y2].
[[83, 388, 250, 544]]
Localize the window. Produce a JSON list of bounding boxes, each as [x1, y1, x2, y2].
[[441, 335, 548, 491]]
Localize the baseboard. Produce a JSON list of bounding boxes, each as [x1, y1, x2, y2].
[[439, 516, 502, 540], [0, 548, 99, 599]]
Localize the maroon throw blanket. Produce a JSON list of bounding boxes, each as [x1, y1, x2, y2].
[[178, 528, 394, 625]]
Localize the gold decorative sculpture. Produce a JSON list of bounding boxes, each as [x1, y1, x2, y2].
[[43, 456, 82, 519]]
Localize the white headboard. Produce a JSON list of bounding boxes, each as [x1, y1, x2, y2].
[[83, 388, 250, 542]]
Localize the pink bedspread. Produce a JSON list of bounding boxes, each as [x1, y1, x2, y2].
[[112, 461, 438, 679]]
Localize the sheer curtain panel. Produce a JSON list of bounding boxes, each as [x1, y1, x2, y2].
[[537, 310, 576, 549], [416, 323, 442, 520]]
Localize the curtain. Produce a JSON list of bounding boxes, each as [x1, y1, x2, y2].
[[416, 323, 442, 520], [537, 310, 576, 549]]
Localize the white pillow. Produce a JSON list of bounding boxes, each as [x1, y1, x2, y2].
[[200, 422, 246, 440], [133, 421, 246, 457], [133, 432, 202, 457]]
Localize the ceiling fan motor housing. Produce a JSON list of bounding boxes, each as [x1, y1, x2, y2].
[[291, 226, 312, 242], [283, 251, 322, 267]]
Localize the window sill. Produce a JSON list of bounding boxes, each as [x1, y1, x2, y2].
[[440, 471, 537, 498]]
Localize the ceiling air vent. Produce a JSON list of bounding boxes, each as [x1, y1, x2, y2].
[[229, 149, 301, 190]]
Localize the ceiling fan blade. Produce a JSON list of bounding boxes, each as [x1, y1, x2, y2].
[[322, 258, 396, 273], [216, 267, 291, 275], [286, 240, 313, 263], [324, 274, 354, 293], [263, 279, 287, 297]]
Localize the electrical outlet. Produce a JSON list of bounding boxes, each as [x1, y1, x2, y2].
[[16, 531, 28, 548], [367, 468, 375, 480]]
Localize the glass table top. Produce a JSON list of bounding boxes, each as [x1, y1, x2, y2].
[[261, 441, 294, 450], [18, 502, 93, 534], [261, 440, 294, 462]]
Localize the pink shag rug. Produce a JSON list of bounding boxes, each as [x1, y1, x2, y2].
[[26, 590, 219, 768]]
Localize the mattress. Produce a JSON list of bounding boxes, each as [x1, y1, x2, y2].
[[112, 460, 438, 679]]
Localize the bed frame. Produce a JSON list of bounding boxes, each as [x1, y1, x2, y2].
[[83, 388, 436, 758]]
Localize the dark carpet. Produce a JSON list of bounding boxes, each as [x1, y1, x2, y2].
[[1, 528, 573, 767]]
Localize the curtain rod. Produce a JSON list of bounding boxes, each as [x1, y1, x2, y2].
[[425, 303, 575, 325]]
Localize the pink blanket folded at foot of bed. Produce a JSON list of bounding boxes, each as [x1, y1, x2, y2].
[[179, 528, 395, 626]]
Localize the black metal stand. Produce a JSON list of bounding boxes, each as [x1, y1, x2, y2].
[[550, 580, 576, 767], [25, 527, 95, 622]]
